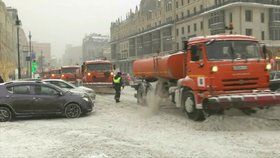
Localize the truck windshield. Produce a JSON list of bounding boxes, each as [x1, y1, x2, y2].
[[51, 70, 61, 74], [206, 41, 261, 61], [62, 68, 78, 73], [87, 64, 111, 72]]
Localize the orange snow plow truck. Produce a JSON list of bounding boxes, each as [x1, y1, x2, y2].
[[82, 60, 115, 93], [133, 35, 280, 121]]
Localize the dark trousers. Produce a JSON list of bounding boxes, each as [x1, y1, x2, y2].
[[114, 86, 121, 101]]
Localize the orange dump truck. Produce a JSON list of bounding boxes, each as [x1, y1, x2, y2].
[[61, 66, 82, 84], [49, 69, 62, 79], [133, 35, 280, 121], [82, 60, 114, 93]]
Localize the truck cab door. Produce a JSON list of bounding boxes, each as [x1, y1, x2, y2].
[[187, 44, 207, 89]]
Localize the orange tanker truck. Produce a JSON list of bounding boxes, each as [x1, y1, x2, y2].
[[133, 35, 280, 121], [82, 60, 114, 93], [61, 65, 82, 84]]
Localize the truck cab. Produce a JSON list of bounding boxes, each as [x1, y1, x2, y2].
[[61, 66, 81, 84], [82, 60, 114, 84], [49, 69, 62, 79]]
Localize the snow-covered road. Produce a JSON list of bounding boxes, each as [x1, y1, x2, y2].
[[1, 87, 280, 158]]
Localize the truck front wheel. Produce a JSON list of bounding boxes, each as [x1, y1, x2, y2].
[[182, 91, 205, 121]]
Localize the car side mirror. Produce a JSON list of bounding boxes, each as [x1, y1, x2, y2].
[[57, 92, 63, 96]]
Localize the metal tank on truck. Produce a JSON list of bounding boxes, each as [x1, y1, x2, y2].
[[81, 60, 115, 93], [132, 35, 280, 121]]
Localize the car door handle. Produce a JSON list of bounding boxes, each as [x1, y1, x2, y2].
[[33, 97, 41, 101]]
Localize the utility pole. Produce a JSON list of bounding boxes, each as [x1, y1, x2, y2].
[[16, 19, 21, 79], [41, 50, 43, 73], [28, 31, 32, 78]]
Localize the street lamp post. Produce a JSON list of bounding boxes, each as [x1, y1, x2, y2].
[[16, 19, 21, 79], [28, 31, 32, 78]]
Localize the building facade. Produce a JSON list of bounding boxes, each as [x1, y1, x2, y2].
[[31, 41, 51, 73], [82, 33, 110, 62], [0, 1, 22, 80], [111, 0, 280, 74], [62, 45, 82, 66]]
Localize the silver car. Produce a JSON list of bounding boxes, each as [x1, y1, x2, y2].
[[42, 79, 96, 100]]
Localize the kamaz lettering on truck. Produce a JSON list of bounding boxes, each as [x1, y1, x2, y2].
[[132, 35, 280, 121]]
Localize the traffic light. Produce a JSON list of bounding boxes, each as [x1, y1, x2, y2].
[[32, 60, 38, 73]]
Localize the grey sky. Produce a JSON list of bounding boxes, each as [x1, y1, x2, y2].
[[3, 0, 140, 58]]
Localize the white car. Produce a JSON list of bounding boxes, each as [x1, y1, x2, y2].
[[42, 79, 96, 100]]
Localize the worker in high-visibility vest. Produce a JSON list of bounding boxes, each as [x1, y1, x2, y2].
[[113, 72, 124, 103]]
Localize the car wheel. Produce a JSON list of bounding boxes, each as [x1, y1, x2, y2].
[[182, 91, 205, 121], [64, 103, 82, 118], [0, 107, 12, 122]]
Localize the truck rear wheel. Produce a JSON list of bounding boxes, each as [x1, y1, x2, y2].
[[137, 83, 152, 105], [182, 91, 205, 121]]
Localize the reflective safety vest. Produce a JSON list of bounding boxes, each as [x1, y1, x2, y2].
[[113, 77, 121, 84]]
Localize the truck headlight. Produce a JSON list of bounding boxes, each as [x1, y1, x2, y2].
[[266, 63, 272, 70], [211, 66, 218, 72]]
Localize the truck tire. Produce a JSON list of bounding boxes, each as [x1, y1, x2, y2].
[[137, 83, 152, 105], [182, 91, 205, 121], [0, 107, 12, 122]]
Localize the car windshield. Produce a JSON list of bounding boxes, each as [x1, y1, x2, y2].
[[87, 64, 111, 72], [62, 68, 78, 73], [206, 40, 262, 61]]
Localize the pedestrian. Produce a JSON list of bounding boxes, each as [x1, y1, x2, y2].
[[0, 75, 4, 83], [113, 72, 124, 103]]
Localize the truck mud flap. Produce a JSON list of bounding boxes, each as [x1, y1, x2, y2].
[[205, 92, 280, 110]]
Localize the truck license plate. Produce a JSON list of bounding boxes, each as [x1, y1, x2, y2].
[[233, 66, 248, 71]]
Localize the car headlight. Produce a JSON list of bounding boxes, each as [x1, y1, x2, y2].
[[211, 66, 218, 72], [266, 63, 272, 70], [83, 97, 89, 102]]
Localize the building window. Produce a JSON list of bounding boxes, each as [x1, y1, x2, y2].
[[182, 27, 185, 34], [176, 1, 179, 8], [200, 5, 203, 11], [188, 0, 190, 3], [194, 7, 196, 14], [200, 21, 204, 30], [176, 29, 179, 36], [188, 25, 191, 33], [245, 10, 252, 22], [181, 0, 184, 6], [177, 43, 180, 50], [246, 29, 253, 36], [261, 13, 265, 23], [229, 12, 233, 23], [176, 14, 179, 20], [194, 23, 197, 32], [181, 12, 184, 18], [262, 31, 265, 40], [187, 10, 190, 16]]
